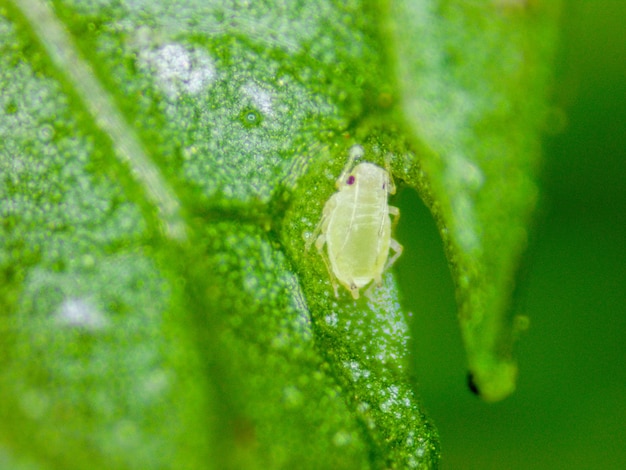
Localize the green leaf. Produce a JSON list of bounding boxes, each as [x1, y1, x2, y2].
[[385, 0, 562, 401], [1, 0, 560, 468]]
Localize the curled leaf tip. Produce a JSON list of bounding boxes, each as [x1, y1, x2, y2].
[[468, 360, 518, 403]]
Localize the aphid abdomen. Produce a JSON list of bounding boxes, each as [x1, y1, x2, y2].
[[327, 198, 390, 288], [346, 228, 390, 284]]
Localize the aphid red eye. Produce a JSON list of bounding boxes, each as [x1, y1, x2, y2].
[[346, 176, 355, 185]]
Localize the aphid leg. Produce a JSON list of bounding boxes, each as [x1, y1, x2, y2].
[[336, 144, 364, 187], [384, 238, 404, 271], [313, 234, 340, 297], [305, 217, 324, 252], [305, 196, 335, 251], [379, 204, 400, 236], [385, 207, 403, 265], [364, 276, 382, 298], [366, 238, 403, 299], [389, 205, 400, 231], [384, 154, 396, 195]]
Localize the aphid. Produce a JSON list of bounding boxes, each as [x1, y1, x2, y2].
[[306, 145, 403, 299]]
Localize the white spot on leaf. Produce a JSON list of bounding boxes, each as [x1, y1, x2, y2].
[[332, 430, 353, 447], [282, 385, 303, 408], [19, 389, 50, 420], [324, 311, 338, 327], [444, 152, 484, 253], [54, 297, 109, 331], [140, 43, 217, 99], [242, 82, 274, 116]]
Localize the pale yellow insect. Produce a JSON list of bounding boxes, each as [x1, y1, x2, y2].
[[306, 146, 403, 299]]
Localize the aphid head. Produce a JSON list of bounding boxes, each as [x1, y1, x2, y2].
[[349, 162, 387, 188]]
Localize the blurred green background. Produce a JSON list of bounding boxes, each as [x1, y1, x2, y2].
[[395, 2, 626, 468]]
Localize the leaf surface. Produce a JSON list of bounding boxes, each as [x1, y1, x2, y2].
[[0, 0, 560, 468]]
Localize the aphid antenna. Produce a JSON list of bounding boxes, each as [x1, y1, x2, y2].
[[379, 152, 397, 194], [337, 144, 365, 186]]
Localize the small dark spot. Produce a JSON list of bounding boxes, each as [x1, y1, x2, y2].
[[382, 183, 386, 190], [239, 108, 263, 128], [38, 124, 55, 142], [232, 417, 256, 448], [4, 101, 18, 115], [51, 259, 66, 272], [467, 372, 480, 396], [377, 91, 394, 108], [346, 175, 355, 185]]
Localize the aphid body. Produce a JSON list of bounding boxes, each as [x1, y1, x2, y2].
[[307, 147, 403, 299]]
